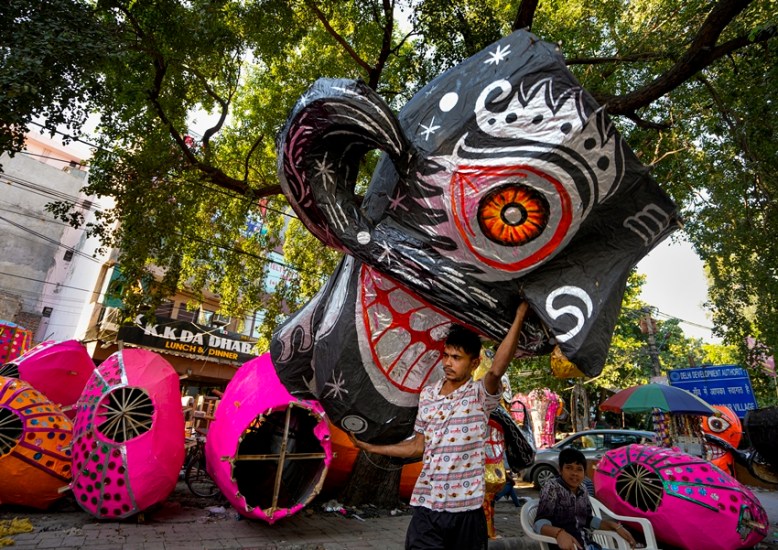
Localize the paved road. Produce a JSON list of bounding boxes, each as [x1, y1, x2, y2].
[[1, 482, 777, 549]]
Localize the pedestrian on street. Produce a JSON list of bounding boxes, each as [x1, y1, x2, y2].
[[493, 468, 522, 507], [350, 302, 530, 550]]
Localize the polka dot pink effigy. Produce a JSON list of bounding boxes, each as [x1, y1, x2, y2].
[[594, 444, 768, 549], [70, 349, 184, 519], [0, 376, 73, 509]]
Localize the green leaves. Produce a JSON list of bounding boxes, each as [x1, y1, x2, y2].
[[1, 0, 109, 154], [8, 0, 776, 398]]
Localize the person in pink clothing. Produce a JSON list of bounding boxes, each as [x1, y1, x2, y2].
[[350, 302, 530, 549]]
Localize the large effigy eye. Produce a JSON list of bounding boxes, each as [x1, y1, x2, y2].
[[706, 415, 731, 434], [478, 184, 549, 246], [449, 165, 573, 273], [615, 462, 663, 512]]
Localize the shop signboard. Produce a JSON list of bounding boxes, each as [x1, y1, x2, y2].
[[668, 365, 757, 418], [118, 315, 258, 365]]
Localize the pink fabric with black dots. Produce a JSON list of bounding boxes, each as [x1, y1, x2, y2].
[[71, 349, 184, 519], [594, 444, 768, 550]]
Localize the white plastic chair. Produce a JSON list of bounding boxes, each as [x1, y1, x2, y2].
[[520, 497, 660, 550], [589, 496, 660, 550]]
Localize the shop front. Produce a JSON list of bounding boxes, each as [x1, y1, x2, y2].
[[88, 315, 258, 395]]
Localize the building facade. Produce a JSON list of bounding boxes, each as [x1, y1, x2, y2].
[[1, 133, 259, 393]]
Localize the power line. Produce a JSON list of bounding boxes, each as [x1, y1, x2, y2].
[[0, 204, 75, 229], [18, 150, 90, 168], [654, 310, 715, 332], [2, 168, 312, 275], [11, 132, 327, 278], [0, 215, 100, 263], [28, 121, 105, 153], [624, 305, 715, 333], [0, 172, 99, 211], [0, 270, 100, 297]]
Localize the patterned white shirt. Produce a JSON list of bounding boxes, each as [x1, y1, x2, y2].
[[410, 377, 501, 512]]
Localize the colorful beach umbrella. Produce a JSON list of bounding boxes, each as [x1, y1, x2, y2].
[[600, 383, 717, 415], [70, 349, 185, 519], [594, 444, 767, 549], [0, 376, 73, 509], [3, 340, 94, 417]]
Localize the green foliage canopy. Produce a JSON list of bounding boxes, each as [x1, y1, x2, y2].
[[3, 0, 776, 401]]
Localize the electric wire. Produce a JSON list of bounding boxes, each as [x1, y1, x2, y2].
[[0, 215, 100, 263], [0, 270, 101, 297]]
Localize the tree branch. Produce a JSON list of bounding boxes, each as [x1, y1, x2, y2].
[[598, 0, 768, 115], [181, 61, 236, 153], [305, 0, 373, 78], [697, 75, 772, 201], [114, 2, 250, 194], [566, 51, 672, 65], [243, 134, 264, 184], [622, 111, 671, 130], [512, 0, 539, 32], [368, 0, 396, 89]]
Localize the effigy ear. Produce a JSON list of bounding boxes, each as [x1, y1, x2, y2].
[[277, 78, 411, 255]]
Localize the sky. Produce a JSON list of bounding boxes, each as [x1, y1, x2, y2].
[[635, 236, 718, 343]]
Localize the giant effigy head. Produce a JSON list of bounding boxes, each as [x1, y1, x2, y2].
[[702, 404, 743, 476], [274, 29, 678, 442]]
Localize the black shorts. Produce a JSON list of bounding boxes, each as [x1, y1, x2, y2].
[[405, 506, 487, 549]]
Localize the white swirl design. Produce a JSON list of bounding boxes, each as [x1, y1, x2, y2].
[[545, 286, 593, 343]]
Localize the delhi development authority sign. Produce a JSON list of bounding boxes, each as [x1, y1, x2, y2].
[[668, 365, 758, 418]]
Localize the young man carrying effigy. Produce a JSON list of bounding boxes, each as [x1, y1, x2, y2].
[[350, 302, 530, 549]]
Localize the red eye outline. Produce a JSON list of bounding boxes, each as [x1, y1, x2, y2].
[[478, 184, 549, 246], [450, 165, 573, 272]]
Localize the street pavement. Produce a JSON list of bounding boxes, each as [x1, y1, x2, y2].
[[1, 482, 777, 549]]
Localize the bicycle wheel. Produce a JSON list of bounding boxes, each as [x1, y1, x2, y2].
[[184, 447, 219, 498]]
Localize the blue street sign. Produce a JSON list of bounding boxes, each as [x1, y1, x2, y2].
[[668, 365, 758, 418]]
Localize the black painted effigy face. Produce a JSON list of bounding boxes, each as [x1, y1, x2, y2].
[[273, 30, 678, 441]]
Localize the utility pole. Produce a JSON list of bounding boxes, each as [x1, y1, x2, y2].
[[640, 308, 662, 378]]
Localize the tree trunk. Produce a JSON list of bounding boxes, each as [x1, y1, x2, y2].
[[341, 450, 404, 508]]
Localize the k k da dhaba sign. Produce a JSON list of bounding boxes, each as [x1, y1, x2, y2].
[[118, 316, 258, 364]]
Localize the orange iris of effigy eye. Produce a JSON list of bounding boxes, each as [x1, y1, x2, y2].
[[477, 184, 549, 246]]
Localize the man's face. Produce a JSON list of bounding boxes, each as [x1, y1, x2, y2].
[[442, 345, 480, 384], [560, 461, 585, 491]]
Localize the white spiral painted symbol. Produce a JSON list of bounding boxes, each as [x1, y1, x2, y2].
[[545, 286, 593, 343]]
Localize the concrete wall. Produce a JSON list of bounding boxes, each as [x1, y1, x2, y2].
[[0, 149, 91, 337]]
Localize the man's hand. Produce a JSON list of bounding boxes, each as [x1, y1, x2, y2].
[[555, 530, 582, 550], [347, 431, 424, 459], [607, 521, 637, 548], [348, 431, 369, 451], [484, 300, 530, 395]]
